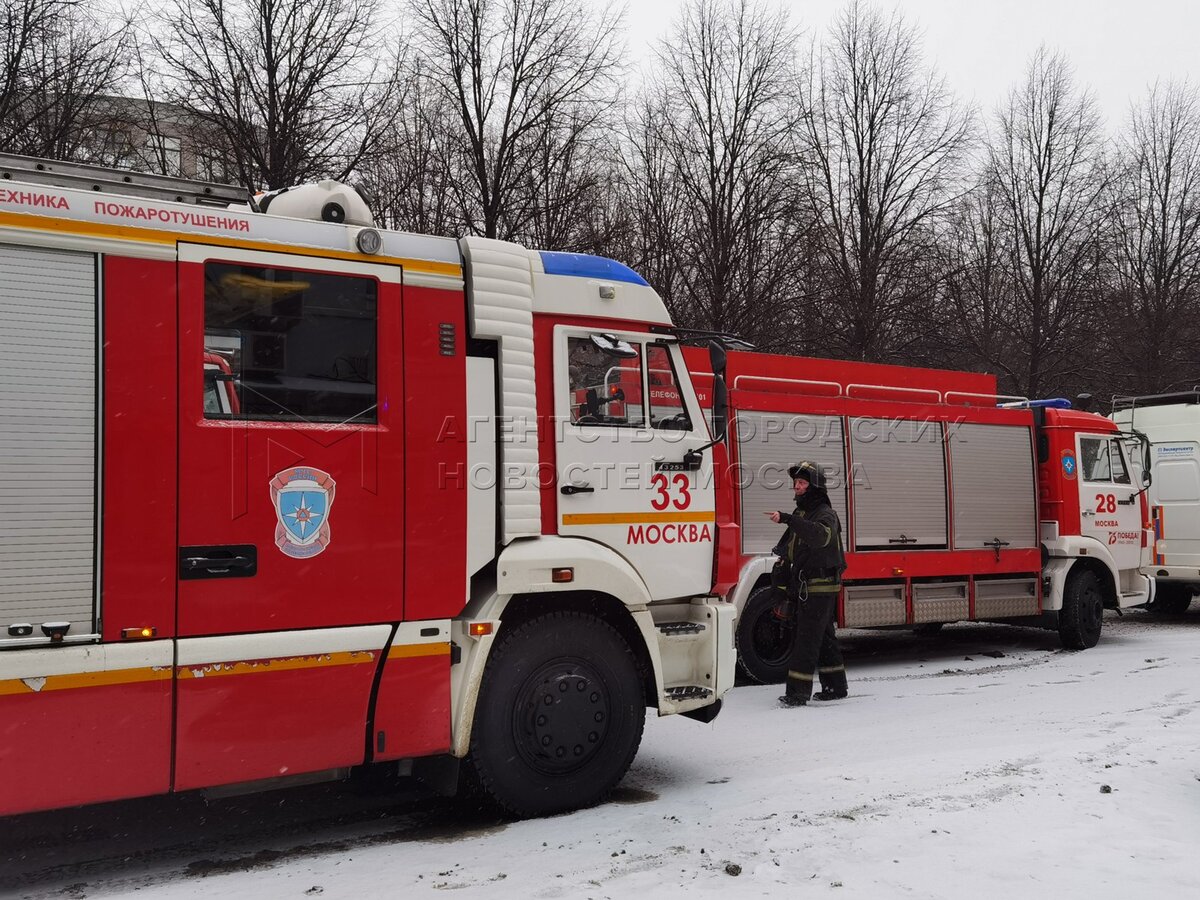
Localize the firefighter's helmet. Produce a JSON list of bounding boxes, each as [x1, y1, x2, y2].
[[787, 461, 826, 489]]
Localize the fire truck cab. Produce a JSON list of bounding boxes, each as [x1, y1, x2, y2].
[[0, 154, 735, 819], [682, 348, 1153, 682]]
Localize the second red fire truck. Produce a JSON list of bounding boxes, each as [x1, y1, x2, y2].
[[672, 348, 1155, 681]]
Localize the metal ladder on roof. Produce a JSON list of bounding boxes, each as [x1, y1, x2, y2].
[[0, 151, 249, 207]]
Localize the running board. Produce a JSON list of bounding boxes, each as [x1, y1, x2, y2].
[[664, 685, 713, 700], [657, 621, 706, 636]]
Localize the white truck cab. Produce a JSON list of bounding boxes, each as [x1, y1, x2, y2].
[[1113, 392, 1200, 613]]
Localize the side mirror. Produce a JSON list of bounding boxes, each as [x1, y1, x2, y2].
[[708, 340, 727, 379], [711, 376, 729, 443]]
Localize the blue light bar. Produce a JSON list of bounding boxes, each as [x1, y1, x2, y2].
[[998, 398, 1073, 409], [539, 251, 649, 286]]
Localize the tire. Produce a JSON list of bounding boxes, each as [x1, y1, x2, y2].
[[465, 611, 645, 818], [1149, 582, 1194, 615], [1058, 568, 1104, 650], [735, 584, 794, 684]]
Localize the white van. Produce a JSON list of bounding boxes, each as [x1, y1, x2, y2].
[[1112, 393, 1200, 612]]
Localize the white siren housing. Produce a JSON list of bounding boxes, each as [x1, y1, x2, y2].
[[244, 180, 375, 227]]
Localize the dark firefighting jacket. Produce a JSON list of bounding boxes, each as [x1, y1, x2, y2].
[[772, 492, 846, 598]]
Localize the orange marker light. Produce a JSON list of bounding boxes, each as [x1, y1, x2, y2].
[[892, 568, 904, 576], [121, 626, 158, 640], [469, 622, 493, 637], [552, 567, 575, 583]]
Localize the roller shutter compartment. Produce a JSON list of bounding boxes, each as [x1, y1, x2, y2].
[[0, 245, 98, 645], [949, 423, 1037, 550], [850, 418, 947, 549], [735, 411, 847, 555]]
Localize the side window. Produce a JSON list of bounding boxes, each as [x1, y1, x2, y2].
[[1080, 437, 1112, 482], [566, 336, 644, 426], [647, 344, 692, 431], [1109, 440, 1131, 485], [204, 262, 377, 423]]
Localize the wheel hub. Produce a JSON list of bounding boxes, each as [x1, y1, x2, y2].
[[515, 660, 610, 776]]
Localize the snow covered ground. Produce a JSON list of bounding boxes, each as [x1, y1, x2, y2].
[[4, 609, 1200, 899]]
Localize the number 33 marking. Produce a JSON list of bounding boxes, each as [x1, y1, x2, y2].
[[651, 473, 692, 510]]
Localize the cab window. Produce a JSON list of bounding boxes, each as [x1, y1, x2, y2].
[[647, 344, 692, 431], [1080, 438, 1112, 482], [1109, 440, 1131, 485], [1081, 437, 1131, 484], [566, 336, 644, 427]]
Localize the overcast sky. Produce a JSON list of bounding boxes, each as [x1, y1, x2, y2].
[[615, 0, 1195, 129]]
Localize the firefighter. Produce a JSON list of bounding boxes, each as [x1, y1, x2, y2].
[[764, 461, 848, 707]]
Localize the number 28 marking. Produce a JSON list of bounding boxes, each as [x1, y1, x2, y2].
[[651, 473, 692, 510], [1095, 493, 1117, 513]]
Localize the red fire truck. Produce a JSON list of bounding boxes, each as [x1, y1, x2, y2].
[[0, 154, 736, 818], [680, 348, 1154, 682]]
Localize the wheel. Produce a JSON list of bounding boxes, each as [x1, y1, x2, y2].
[[735, 584, 794, 684], [465, 611, 645, 818], [1058, 568, 1104, 650], [1149, 582, 1194, 614], [913, 622, 944, 636]]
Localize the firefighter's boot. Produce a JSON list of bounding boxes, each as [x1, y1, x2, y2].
[[779, 670, 814, 707], [813, 665, 848, 701]]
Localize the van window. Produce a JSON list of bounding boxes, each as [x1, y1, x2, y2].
[[204, 262, 377, 423], [1157, 458, 1200, 502]]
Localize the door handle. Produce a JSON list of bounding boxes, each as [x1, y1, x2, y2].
[[560, 483, 594, 495], [179, 545, 258, 580], [185, 555, 253, 572], [1082, 510, 1095, 517]]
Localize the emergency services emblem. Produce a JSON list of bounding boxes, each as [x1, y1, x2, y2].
[[270, 467, 336, 559], [1061, 449, 1077, 480]]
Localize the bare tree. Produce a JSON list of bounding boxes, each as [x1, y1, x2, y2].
[[988, 47, 1107, 398], [408, 0, 622, 240], [626, 0, 812, 351], [513, 106, 622, 253], [938, 173, 1023, 384], [151, 0, 401, 190], [1, 0, 59, 135], [801, 1, 973, 362], [0, 0, 133, 160], [617, 95, 691, 314], [359, 61, 470, 236], [1104, 80, 1200, 394]]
